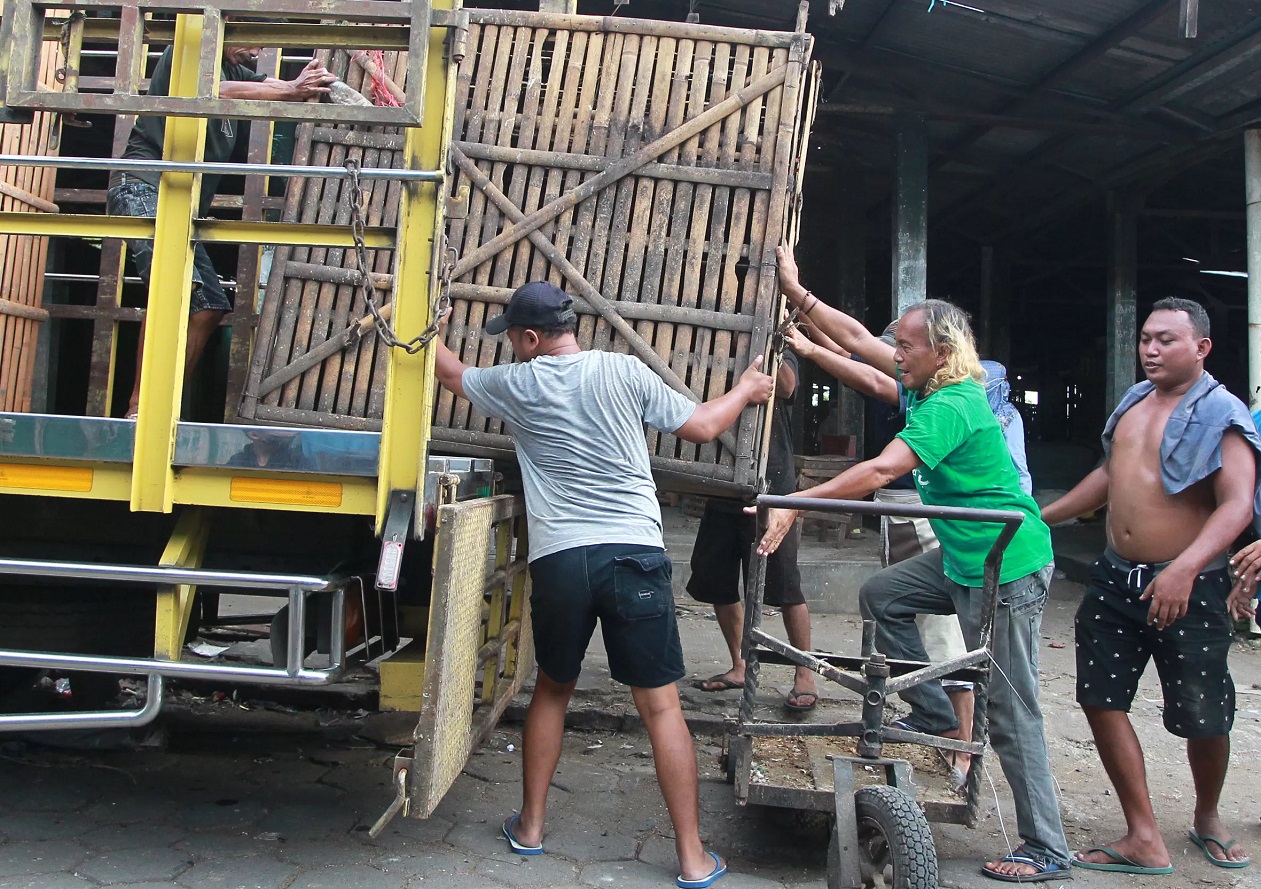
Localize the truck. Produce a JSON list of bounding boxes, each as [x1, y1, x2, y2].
[[0, 0, 815, 826]]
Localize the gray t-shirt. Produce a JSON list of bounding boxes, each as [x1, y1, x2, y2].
[[462, 351, 697, 561]]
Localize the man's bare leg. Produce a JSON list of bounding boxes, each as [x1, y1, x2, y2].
[[1188, 735, 1248, 863], [1073, 706, 1171, 868], [695, 602, 745, 691], [945, 688, 974, 774], [512, 669, 576, 848], [630, 683, 722, 882], [125, 308, 225, 417], [781, 603, 817, 705]]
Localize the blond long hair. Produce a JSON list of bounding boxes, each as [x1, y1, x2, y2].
[[905, 299, 984, 395]]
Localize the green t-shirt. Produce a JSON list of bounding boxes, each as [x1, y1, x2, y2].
[[897, 379, 1052, 586]]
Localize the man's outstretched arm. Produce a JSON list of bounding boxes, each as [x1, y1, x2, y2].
[[434, 339, 470, 401], [786, 325, 898, 405], [1040, 465, 1110, 526], [220, 58, 336, 101], [776, 246, 895, 377], [674, 355, 774, 443]]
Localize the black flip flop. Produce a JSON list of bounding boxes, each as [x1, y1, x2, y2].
[[784, 687, 818, 712]]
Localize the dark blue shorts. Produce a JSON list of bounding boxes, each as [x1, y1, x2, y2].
[[686, 501, 804, 608], [1075, 549, 1234, 739], [106, 176, 232, 314], [528, 543, 684, 689]]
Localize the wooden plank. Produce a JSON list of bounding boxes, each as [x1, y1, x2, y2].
[[449, 61, 790, 282], [0, 298, 49, 321], [550, 28, 609, 350], [644, 36, 692, 459], [574, 30, 635, 353], [694, 41, 737, 467], [454, 142, 775, 189], [449, 147, 738, 456], [0, 179, 57, 213], [466, 10, 798, 47], [597, 32, 657, 355]]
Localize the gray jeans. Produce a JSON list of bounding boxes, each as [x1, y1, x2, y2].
[[859, 549, 1069, 866]]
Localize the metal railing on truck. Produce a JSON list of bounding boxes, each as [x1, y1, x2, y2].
[[0, 2, 464, 529], [0, 558, 348, 731]]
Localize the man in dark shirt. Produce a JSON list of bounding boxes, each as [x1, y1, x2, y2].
[[106, 44, 335, 418], [688, 349, 817, 712]]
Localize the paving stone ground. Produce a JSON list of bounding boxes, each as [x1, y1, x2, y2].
[[4, 526, 1261, 887]]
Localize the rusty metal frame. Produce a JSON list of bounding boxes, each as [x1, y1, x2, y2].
[[1, 0, 469, 127], [735, 494, 1025, 831]]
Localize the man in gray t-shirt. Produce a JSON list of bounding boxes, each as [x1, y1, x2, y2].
[[435, 281, 772, 889]]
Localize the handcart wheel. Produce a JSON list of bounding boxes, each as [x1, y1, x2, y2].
[[842, 785, 938, 889]]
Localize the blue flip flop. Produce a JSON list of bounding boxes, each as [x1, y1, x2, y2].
[[677, 851, 727, 889], [981, 853, 1072, 882], [501, 814, 543, 855], [1189, 830, 1250, 868]]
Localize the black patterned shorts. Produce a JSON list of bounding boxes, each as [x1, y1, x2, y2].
[[1075, 548, 1234, 739]]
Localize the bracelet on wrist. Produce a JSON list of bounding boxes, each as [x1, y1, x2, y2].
[[801, 292, 818, 315]]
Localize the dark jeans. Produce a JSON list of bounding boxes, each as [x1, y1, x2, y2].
[[106, 175, 231, 314], [859, 549, 1069, 866]]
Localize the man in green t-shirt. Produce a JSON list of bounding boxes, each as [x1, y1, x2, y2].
[[755, 248, 1069, 883]]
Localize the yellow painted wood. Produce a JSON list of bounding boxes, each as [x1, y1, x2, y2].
[[130, 14, 209, 513], [379, 639, 428, 711], [374, 0, 457, 530], [154, 507, 209, 659], [0, 212, 155, 238]]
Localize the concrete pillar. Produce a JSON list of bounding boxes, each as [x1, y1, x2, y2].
[[837, 158, 867, 456], [1106, 191, 1141, 412], [1246, 128, 1261, 409], [980, 245, 1011, 364], [892, 114, 928, 318]]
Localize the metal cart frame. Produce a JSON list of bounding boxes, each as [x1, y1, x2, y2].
[[729, 494, 1026, 889]]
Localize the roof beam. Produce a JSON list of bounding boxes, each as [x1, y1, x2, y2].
[[927, 0, 1178, 172], [815, 100, 1187, 140], [1115, 23, 1261, 115]]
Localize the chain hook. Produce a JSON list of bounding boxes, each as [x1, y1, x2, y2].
[[344, 160, 451, 355]]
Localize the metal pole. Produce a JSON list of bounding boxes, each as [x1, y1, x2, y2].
[[0, 154, 443, 182], [1246, 129, 1261, 409]]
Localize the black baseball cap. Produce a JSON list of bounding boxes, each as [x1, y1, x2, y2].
[[484, 281, 576, 335]]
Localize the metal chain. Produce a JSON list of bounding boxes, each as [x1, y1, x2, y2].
[[345, 160, 452, 354]]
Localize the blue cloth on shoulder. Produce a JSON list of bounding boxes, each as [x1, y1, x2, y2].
[[1102, 372, 1261, 533]]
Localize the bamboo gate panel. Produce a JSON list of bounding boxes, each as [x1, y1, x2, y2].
[[0, 42, 61, 412], [237, 47, 409, 430], [239, 13, 815, 496]]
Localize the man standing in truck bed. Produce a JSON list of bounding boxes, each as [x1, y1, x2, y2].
[[434, 281, 774, 889], [107, 41, 335, 419], [1042, 297, 1259, 875]]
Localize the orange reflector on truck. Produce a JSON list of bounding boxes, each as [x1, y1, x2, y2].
[[229, 477, 343, 508], [0, 463, 93, 492]]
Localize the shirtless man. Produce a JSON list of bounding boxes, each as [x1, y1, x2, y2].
[[1043, 297, 1259, 874]]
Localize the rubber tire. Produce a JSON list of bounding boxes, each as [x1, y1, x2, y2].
[[848, 785, 938, 889]]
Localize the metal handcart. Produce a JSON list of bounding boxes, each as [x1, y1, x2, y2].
[[726, 495, 1026, 889]]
